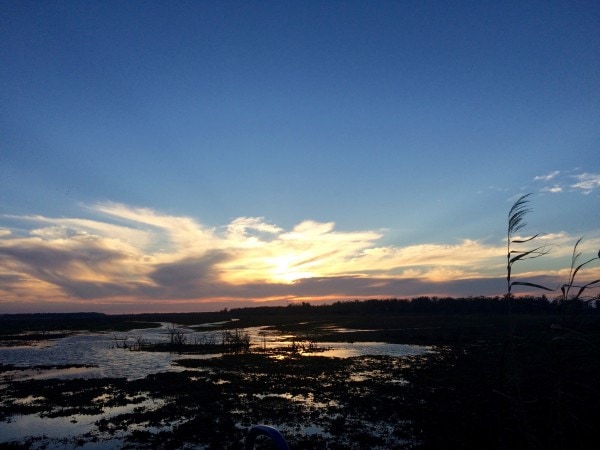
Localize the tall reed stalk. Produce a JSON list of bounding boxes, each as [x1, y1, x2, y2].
[[506, 194, 553, 333], [502, 194, 599, 448], [503, 194, 553, 446], [557, 237, 600, 327], [506, 193, 553, 299]]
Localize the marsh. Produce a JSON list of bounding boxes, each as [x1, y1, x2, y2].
[[1, 299, 599, 449]]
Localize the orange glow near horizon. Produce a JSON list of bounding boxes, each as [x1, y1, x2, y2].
[[1, 204, 599, 313]]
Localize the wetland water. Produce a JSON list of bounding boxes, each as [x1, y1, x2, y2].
[[1, 323, 190, 380], [0, 322, 432, 448], [0, 323, 430, 380]]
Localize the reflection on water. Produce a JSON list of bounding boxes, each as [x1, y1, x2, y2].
[[0, 323, 431, 381], [0, 397, 166, 449], [255, 391, 335, 409], [305, 341, 429, 358], [0, 323, 216, 381], [243, 326, 432, 358], [0, 321, 431, 447], [1, 332, 174, 381]]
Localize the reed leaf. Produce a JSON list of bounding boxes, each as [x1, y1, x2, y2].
[[573, 279, 600, 301], [505, 193, 554, 299], [511, 281, 554, 291], [509, 246, 550, 265], [570, 257, 599, 285], [511, 234, 540, 244], [562, 238, 600, 300]]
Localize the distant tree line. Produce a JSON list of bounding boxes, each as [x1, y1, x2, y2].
[[3, 295, 599, 334], [228, 295, 600, 317]]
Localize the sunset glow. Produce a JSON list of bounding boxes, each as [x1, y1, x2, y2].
[[1, 2, 599, 313], [1, 200, 599, 312]]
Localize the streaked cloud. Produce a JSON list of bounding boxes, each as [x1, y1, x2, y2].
[[1, 203, 598, 312], [534, 170, 600, 195], [571, 172, 600, 194], [534, 170, 560, 182], [541, 185, 563, 193], [92, 202, 220, 257]]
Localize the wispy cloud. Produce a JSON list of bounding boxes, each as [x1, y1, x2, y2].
[[571, 173, 600, 194], [533, 170, 600, 195], [541, 185, 563, 193], [534, 170, 560, 182], [1, 203, 598, 312]]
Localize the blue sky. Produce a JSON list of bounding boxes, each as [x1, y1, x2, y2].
[[1, 1, 599, 313]]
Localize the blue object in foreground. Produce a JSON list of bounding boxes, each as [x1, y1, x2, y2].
[[245, 425, 291, 450]]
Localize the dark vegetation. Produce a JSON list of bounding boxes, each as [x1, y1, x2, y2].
[[3, 295, 593, 329]]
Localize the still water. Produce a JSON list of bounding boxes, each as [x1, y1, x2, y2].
[[0, 323, 188, 380], [0, 322, 431, 380], [0, 322, 430, 447]]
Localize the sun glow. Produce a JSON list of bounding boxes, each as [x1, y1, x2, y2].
[[267, 254, 316, 283], [2, 203, 599, 311]]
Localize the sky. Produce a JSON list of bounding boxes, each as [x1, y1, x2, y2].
[[1, 1, 599, 313]]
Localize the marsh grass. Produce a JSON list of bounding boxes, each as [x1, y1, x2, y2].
[[506, 193, 553, 299], [501, 194, 600, 449], [503, 195, 553, 433], [556, 238, 600, 328]]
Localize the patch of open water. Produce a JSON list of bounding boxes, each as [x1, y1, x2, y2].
[[0, 397, 166, 448], [1, 323, 431, 381], [0, 321, 431, 447], [0, 323, 213, 381]]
